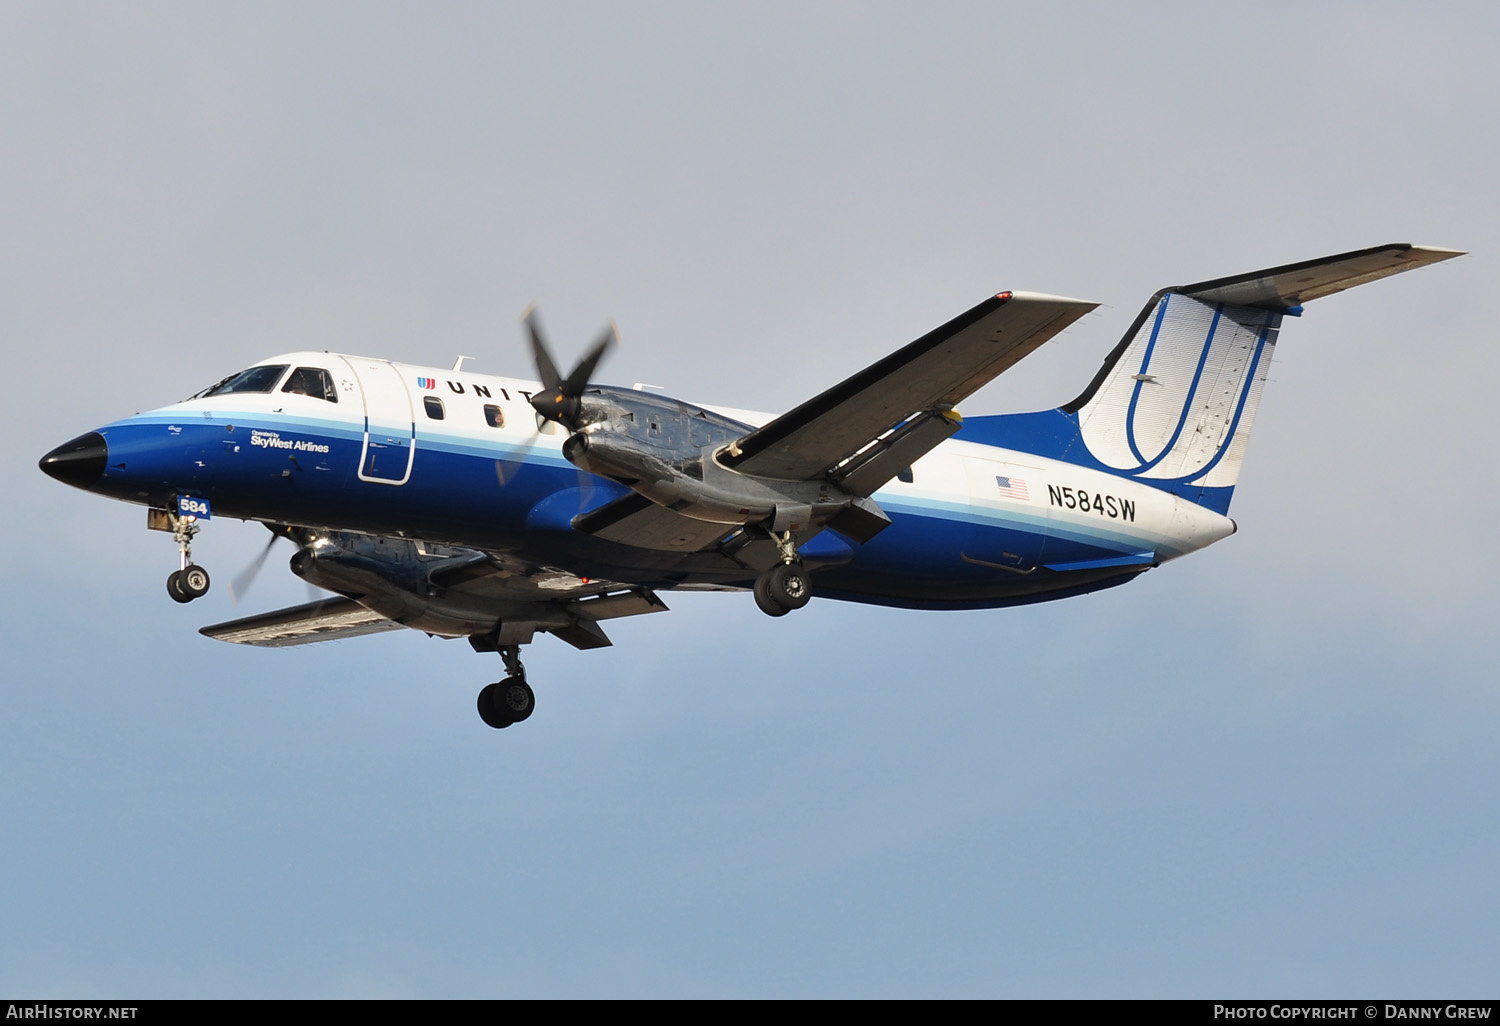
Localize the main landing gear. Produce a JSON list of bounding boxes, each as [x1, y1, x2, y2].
[[165, 512, 211, 604], [753, 530, 813, 617], [476, 645, 536, 729]]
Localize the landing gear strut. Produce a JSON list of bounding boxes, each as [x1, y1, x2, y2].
[[164, 512, 211, 603], [477, 645, 536, 729], [753, 530, 812, 617]]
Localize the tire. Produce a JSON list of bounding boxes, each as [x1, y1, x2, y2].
[[499, 678, 534, 723], [767, 563, 811, 610], [166, 570, 193, 604], [753, 572, 789, 617], [477, 682, 514, 729], [180, 564, 211, 599]]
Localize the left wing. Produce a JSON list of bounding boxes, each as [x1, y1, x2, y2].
[[720, 291, 1097, 482], [200, 596, 405, 647], [200, 533, 670, 650]]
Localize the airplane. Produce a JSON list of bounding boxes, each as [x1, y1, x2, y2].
[[39, 243, 1461, 730]]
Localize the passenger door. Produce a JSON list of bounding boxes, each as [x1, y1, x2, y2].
[[348, 359, 415, 485]]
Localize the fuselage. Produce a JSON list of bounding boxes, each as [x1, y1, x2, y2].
[[51, 351, 1236, 610]]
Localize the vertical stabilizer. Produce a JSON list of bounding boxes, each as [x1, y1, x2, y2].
[[1060, 244, 1463, 513], [1070, 293, 1280, 508]]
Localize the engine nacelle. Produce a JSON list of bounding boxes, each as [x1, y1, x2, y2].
[[565, 388, 884, 538], [288, 533, 522, 637]]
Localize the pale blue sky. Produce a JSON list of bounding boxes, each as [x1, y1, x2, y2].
[[4, 2, 1497, 997]]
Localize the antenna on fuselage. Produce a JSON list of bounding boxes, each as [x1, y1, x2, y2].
[[452, 356, 473, 372]]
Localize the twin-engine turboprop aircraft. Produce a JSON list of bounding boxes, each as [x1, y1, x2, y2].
[[40, 244, 1460, 730]]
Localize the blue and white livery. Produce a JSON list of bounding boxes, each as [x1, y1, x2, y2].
[[39, 244, 1461, 729]]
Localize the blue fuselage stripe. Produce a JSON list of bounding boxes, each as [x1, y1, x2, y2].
[[93, 409, 1164, 609]]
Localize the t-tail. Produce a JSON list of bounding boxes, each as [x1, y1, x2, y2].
[[969, 244, 1463, 515]]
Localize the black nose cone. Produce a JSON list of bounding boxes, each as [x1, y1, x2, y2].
[[40, 431, 107, 489]]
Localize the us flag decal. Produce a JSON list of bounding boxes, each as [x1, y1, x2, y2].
[[995, 475, 1030, 500]]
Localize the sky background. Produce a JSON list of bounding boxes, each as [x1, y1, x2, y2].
[[4, 2, 1497, 998]]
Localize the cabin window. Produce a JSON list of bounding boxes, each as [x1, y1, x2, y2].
[[281, 366, 338, 403], [194, 364, 288, 398], [897, 468, 914, 484], [424, 396, 445, 420], [484, 404, 505, 428]]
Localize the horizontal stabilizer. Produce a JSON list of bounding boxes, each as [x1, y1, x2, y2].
[[1176, 243, 1463, 311], [200, 597, 402, 647]]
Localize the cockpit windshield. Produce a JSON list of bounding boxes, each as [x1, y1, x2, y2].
[[188, 365, 289, 400], [281, 366, 338, 403]]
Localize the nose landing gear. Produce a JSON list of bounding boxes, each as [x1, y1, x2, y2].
[[161, 509, 211, 603]]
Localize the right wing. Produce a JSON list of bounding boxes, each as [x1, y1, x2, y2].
[[719, 291, 1097, 483], [568, 291, 1096, 556]]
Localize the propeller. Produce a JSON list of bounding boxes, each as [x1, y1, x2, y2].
[[228, 523, 297, 603], [228, 523, 325, 604], [524, 306, 616, 431]]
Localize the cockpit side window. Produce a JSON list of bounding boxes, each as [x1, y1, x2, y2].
[[194, 364, 289, 399], [281, 366, 338, 403]]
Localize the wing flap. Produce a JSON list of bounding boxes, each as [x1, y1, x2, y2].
[[722, 291, 1097, 481], [573, 492, 737, 552], [200, 597, 402, 648], [567, 588, 670, 621]]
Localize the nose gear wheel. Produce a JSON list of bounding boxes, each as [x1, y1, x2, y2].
[[167, 564, 211, 603], [163, 511, 211, 603]]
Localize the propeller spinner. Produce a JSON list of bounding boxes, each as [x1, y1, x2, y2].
[[524, 307, 615, 431]]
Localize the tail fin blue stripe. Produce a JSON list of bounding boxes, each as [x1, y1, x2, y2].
[[1123, 297, 1172, 465], [1127, 302, 1224, 473]]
